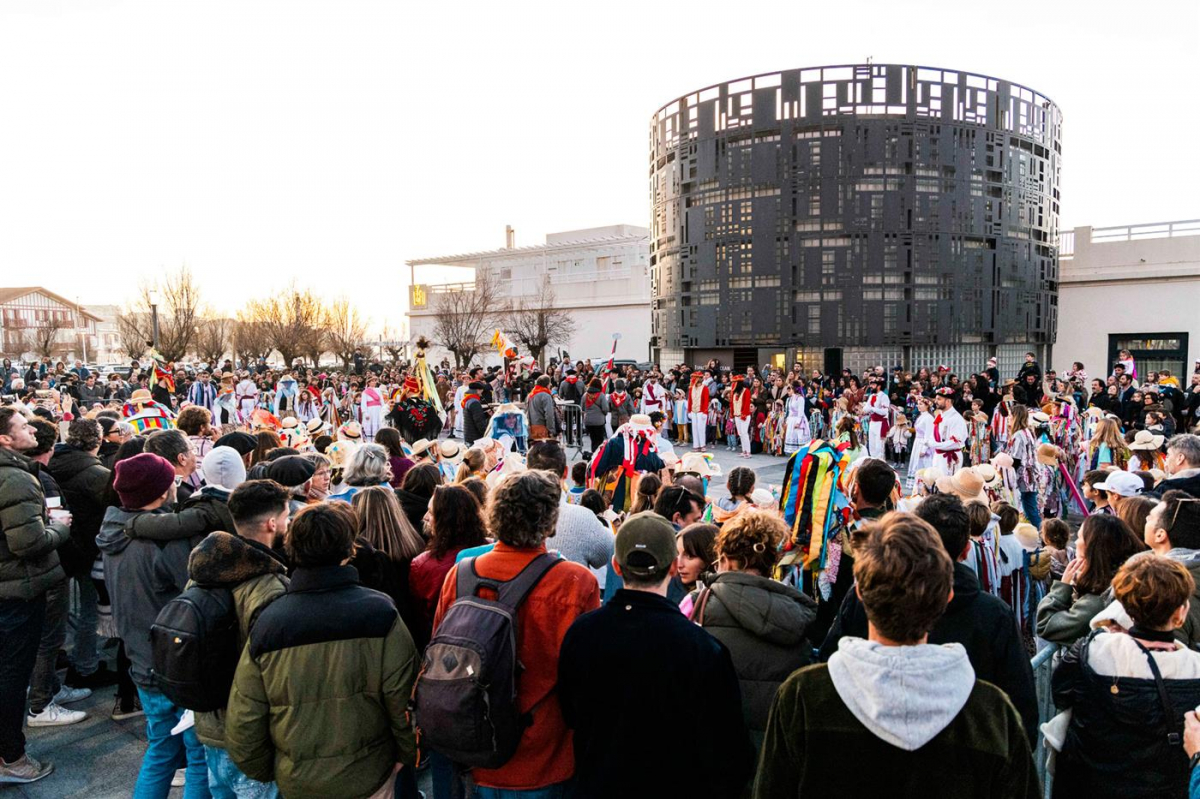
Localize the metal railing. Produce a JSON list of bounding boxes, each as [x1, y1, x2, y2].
[[1058, 218, 1200, 259], [1031, 642, 1060, 797]]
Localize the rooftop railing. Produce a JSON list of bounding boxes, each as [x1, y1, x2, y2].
[[1059, 218, 1200, 259]]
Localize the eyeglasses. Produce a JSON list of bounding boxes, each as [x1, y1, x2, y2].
[[1166, 497, 1200, 532]]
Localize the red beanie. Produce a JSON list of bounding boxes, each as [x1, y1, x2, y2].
[[114, 453, 177, 509]]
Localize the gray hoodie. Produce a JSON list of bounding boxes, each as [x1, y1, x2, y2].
[[827, 637, 975, 751], [96, 506, 197, 688]]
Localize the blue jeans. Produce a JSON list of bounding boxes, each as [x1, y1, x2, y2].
[[203, 745, 277, 799], [134, 686, 210, 799], [1020, 491, 1043, 530], [474, 782, 573, 799], [0, 595, 45, 762], [70, 576, 100, 675]]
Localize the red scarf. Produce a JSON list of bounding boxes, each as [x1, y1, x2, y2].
[[564, 375, 578, 384], [462, 393, 481, 408], [584, 391, 602, 409], [610, 391, 628, 408], [528, 385, 550, 400]]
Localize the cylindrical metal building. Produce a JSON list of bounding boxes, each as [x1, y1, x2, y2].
[[649, 63, 1062, 376]]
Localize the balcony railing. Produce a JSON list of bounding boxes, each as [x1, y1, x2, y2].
[[1058, 218, 1200, 259]]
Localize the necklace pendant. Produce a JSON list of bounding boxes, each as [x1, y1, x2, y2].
[[1110, 684, 1120, 695]]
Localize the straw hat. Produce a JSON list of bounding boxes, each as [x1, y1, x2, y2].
[[916, 466, 945, 489], [129, 388, 153, 404], [411, 438, 436, 458], [660, 451, 681, 469], [1036, 443, 1063, 467], [627, 414, 655, 434], [438, 439, 464, 462], [338, 421, 362, 440], [1128, 429, 1165, 451], [990, 452, 1014, 470], [974, 463, 998, 485], [677, 452, 722, 477], [306, 418, 330, 436], [1013, 523, 1041, 550], [1028, 411, 1051, 426], [936, 469, 988, 505]]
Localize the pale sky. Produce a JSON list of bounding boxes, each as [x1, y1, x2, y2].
[[2, 0, 1197, 334]]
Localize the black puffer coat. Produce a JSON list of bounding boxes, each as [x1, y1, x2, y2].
[[1052, 629, 1200, 799], [46, 444, 110, 577], [694, 571, 816, 743]]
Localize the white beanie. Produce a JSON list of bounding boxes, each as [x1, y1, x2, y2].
[[202, 446, 247, 492]]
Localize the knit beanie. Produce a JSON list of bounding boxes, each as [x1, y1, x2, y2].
[[114, 453, 177, 509], [202, 446, 247, 492]]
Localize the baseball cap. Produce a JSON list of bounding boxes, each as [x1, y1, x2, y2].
[[614, 512, 676, 580], [1093, 470, 1144, 498]]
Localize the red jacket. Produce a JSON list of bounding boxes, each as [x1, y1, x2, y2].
[[730, 387, 752, 418], [687, 382, 711, 415], [433, 543, 600, 790]]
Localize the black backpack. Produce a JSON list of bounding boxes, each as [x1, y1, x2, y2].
[[150, 585, 240, 712], [412, 553, 560, 769]]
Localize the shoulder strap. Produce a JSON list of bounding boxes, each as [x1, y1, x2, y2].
[[455, 556, 491, 600], [496, 553, 561, 609], [691, 587, 713, 625], [1129, 636, 1183, 746]]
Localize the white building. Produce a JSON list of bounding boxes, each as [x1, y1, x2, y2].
[[84, 305, 128, 365], [0, 287, 100, 364], [406, 225, 651, 366], [1053, 219, 1200, 380]]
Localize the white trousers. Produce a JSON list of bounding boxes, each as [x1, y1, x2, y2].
[[690, 411, 707, 449], [735, 416, 751, 455], [868, 421, 886, 459]]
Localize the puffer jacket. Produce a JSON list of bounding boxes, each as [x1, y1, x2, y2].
[[225, 565, 418, 799], [0, 447, 68, 600], [695, 571, 816, 741], [1052, 629, 1200, 798], [125, 486, 236, 542], [46, 443, 110, 577], [186, 531, 288, 749]]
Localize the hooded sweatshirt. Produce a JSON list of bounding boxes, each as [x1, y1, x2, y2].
[[753, 638, 1038, 798], [96, 506, 197, 687]]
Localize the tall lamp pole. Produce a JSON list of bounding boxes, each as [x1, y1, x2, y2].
[[149, 294, 160, 352]]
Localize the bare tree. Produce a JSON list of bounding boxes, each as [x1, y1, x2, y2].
[[116, 312, 150, 360], [507, 279, 576, 368], [30, 315, 69, 359], [232, 315, 274, 369], [194, 317, 231, 366], [121, 266, 204, 361], [379, 325, 405, 363], [430, 269, 503, 368], [2, 329, 32, 361], [247, 286, 325, 368], [327, 299, 369, 371]]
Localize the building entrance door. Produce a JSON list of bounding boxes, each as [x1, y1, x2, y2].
[[823, 348, 843, 377], [1107, 333, 1189, 380]]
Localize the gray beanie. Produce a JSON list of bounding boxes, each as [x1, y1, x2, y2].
[[202, 446, 247, 492]]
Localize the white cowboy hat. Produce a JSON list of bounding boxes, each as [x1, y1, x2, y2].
[[676, 452, 721, 477]]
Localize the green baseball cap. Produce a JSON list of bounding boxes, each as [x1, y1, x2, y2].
[[615, 512, 676, 579]]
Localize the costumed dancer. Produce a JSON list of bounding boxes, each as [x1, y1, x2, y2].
[[687, 372, 710, 452], [122, 388, 176, 434], [782, 384, 812, 456], [274, 371, 299, 416], [776, 437, 852, 612], [295, 386, 322, 424], [235, 373, 259, 425], [608, 380, 635, 432], [730, 375, 753, 459], [186, 372, 217, 417], [213, 372, 239, 428], [863, 377, 891, 459], [359, 377, 385, 442], [989, 452, 1020, 508], [906, 396, 935, 494], [640, 375, 667, 417], [965, 405, 991, 466], [588, 414, 666, 513], [990, 382, 1016, 451], [929, 387, 968, 475]]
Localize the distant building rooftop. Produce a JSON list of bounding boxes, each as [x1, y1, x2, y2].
[[407, 224, 649, 267]]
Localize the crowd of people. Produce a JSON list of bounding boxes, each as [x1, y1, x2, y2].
[[2, 346, 1200, 798]]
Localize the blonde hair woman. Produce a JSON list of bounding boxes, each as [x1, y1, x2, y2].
[[347, 486, 427, 638], [1085, 417, 1131, 471], [454, 447, 487, 484]]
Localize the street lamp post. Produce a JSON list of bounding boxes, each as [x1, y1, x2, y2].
[[149, 299, 160, 353]]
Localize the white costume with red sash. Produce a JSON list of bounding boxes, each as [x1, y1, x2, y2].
[[360, 385, 384, 441], [865, 390, 891, 459], [235, 378, 259, 425], [931, 406, 968, 475], [688, 379, 710, 450], [640, 381, 666, 415]]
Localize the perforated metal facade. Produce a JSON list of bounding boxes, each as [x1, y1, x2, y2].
[[649, 64, 1062, 365]]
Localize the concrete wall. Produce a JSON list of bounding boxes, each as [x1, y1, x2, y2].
[[1054, 223, 1200, 376]]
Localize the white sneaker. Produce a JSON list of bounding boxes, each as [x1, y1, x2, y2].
[[171, 768, 186, 787], [27, 702, 87, 727], [53, 685, 92, 705]]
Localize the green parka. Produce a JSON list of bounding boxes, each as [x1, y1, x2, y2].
[[0, 447, 67, 600]]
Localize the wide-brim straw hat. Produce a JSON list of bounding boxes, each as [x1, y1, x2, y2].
[[974, 463, 999, 485], [411, 438, 436, 458], [129, 388, 153, 403], [917, 466, 946, 489], [1036, 443, 1062, 467], [1129, 429, 1166, 451], [1013, 523, 1041, 550], [677, 452, 721, 477], [1029, 411, 1051, 426], [438, 439, 464, 462], [990, 452, 1014, 470], [936, 469, 988, 505]]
